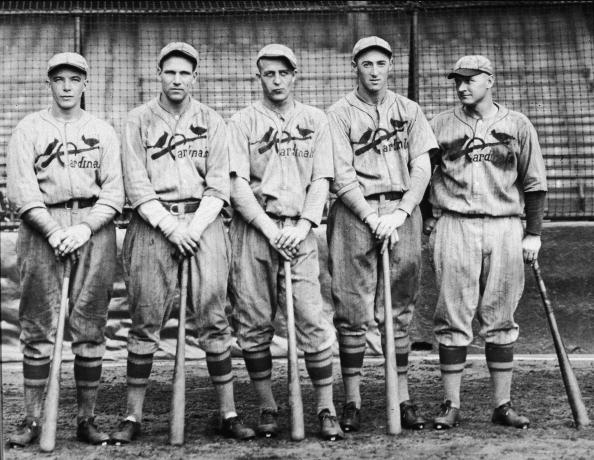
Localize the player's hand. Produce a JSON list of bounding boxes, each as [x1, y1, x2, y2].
[[187, 221, 206, 245], [423, 217, 437, 236], [167, 223, 198, 257], [274, 220, 311, 251], [374, 209, 407, 241], [364, 212, 380, 233], [57, 224, 92, 257], [380, 229, 400, 253], [522, 234, 541, 264]]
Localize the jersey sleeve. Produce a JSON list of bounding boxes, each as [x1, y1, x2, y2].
[[122, 110, 161, 208], [407, 104, 439, 162], [328, 107, 359, 196], [311, 113, 334, 181], [95, 124, 124, 212], [517, 116, 547, 193], [228, 112, 251, 181], [203, 113, 230, 205]]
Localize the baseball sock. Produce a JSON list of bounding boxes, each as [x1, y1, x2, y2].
[[243, 348, 277, 411], [439, 344, 467, 408], [304, 347, 335, 415], [486, 342, 514, 408], [125, 351, 153, 422], [339, 334, 366, 409], [23, 355, 50, 419], [206, 348, 237, 417], [396, 346, 411, 403], [74, 355, 103, 421]]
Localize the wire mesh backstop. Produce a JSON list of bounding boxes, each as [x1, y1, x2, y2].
[[1, 0, 593, 225]]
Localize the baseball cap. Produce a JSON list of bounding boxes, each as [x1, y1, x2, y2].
[[256, 44, 298, 70], [47, 52, 89, 75], [352, 36, 392, 61], [158, 42, 199, 68], [447, 55, 494, 79]]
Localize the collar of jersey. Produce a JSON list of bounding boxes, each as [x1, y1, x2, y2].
[[346, 89, 397, 116], [454, 102, 509, 128], [151, 95, 197, 122], [254, 100, 304, 125], [40, 107, 91, 130]]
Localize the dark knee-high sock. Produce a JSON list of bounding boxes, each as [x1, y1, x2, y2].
[[23, 355, 50, 419], [486, 343, 514, 408], [439, 344, 467, 408], [305, 347, 335, 415], [74, 355, 103, 421], [338, 334, 366, 408], [243, 348, 276, 411], [125, 352, 153, 422], [206, 348, 236, 417]]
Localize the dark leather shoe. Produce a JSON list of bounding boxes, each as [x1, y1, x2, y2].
[[318, 409, 344, 441], [221, 416, 256, 440], [340, 402, 361, 432], [110, 419, 141, 445], [8, 417, 41, 448], [492, 402, 529, 429], [256, 408, 279, 438], [77, 417, 110, 445], [400, 400, 426, 430], [433, 400, 461, 430]]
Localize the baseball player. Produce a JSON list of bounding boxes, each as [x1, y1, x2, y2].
[[6, 52, 124, 447], [228, 44, 342, 440], [327, 36, 438, 432], [111, 42, 255, 444], [426, 55, 547, 430]]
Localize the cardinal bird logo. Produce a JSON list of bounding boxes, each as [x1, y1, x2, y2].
[[250, 125, 315, 154], [38, 135, 100, 168], [354, 118, 408, 156], [148, 124, 209, 160]]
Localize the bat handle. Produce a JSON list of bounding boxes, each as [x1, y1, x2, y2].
[[170, 258, 189, 446], [284, 260, 305, 441], [382, 249, 401, 435]]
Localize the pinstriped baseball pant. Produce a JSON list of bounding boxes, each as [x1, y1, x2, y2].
[[327, 199, 422, 350], [17, 207, 116, 359], [122, 212, 233, 355], [431, 213, 524, 347], [228, 215, 335, 354]]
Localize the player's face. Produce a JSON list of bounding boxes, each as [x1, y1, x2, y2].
[[158, 56, 197, 104], [353, 49, 392, 94], [47, 67, 87, 111], [257, 58, 296, 105], [454, 73, 494, 106]]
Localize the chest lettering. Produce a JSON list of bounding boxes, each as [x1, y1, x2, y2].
[[147, 124, 209, 160], [250, 125, 314, 158], [353, 118, 408, 156], [37, 135, 101, 169]]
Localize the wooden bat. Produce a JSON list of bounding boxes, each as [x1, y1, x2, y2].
[[532, 261, 590, 429], [40, 258, 72, 452], [170, 258, 189, 445], [284, 260, 305, 441], [382, 249, 401, 435]]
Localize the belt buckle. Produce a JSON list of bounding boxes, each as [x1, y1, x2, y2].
[[64, 199, 74, 210], [169, 203, 181, 216]]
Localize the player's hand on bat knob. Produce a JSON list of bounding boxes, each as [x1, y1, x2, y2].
[[522, 234, 541, 264]]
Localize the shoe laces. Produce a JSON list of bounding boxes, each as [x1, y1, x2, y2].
[[225, 415, 244, 428], [439, 401, 453, 416], [18, 418, 39, 430], [319, 409, 337, 423], [260, 409, 277, 423], [342, 402, 358, 418]]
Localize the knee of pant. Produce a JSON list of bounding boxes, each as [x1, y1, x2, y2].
[[236, 331, 274, 354], [20, 341, 53, 360], [127, 336, 160, 356], [334, 316, 369, 335]]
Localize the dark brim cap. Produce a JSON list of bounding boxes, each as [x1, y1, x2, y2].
[[447, 55, 494, 79], [447, 68, 485, 79]]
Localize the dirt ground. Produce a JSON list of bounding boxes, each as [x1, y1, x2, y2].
[[2, 356, 593, 460]]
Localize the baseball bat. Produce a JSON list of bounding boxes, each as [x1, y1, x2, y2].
[[382, 249, 401, 435], [532, 261, 590, 429], [39, 258, 72, 452], [170, 257, 189, 445], [284, 259, 305, 441]]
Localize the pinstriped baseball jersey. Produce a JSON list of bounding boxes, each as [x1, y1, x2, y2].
[[328, 89, 437, 198], [228, 100, 333, 220], [122, 97, 230, 208], [429, 104, 547, 216], [7, 108, 124, 215]]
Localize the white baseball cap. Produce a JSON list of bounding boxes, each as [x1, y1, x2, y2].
[[158, 42, 199, 67], [47, 52, 89, 75], [448, 55, 494, 79], [256, 44, 298, 70], [352, 36, 392, 61]]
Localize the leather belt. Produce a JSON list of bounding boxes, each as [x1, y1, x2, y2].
[[161, 200, 201, 215], [365, 192, 404, 201], [48, 198, 97, 209], [266, 212, 299, 220]]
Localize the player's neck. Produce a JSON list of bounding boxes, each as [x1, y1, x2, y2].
[[356, 86, 387, 106], [262, 95, 295, 116], [159, 93, 191, 115], [462, 98, 497, 120], [50, 104, 83, 122]]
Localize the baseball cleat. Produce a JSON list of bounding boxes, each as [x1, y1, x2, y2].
[[491, 402, 530, 429], [109, 419, 141, 445], [256, 408, 280, 438], [77, 417, 110, 445], [339, 401, 361, 432], [433, 400, 461, 430], [400, 400, 426, 430], [220, 415, 256, 440], [318, 409, 344, 441], [7, 416, 41, 448]]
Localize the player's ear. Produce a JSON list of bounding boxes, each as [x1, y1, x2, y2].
[[351, 59, 358, 75], [486, 74, 495, 88], [157, 66, 163, 78]]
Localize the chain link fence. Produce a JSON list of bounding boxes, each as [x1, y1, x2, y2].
[[1, 0, 593, 227]]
